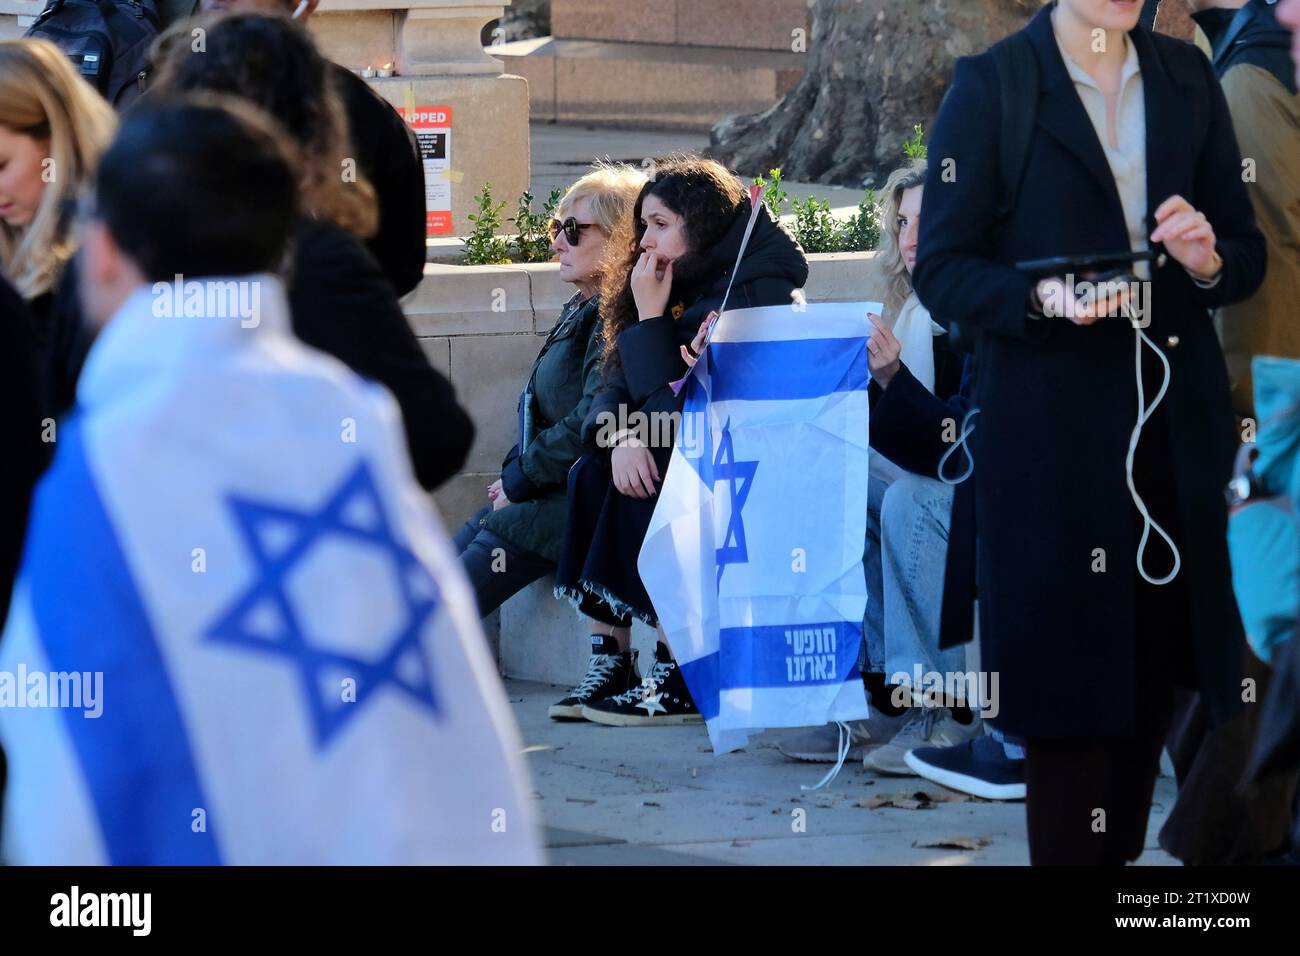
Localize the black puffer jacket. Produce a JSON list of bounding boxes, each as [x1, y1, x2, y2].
[[0, 276, 48, 628], [582, 199, 809, 449]]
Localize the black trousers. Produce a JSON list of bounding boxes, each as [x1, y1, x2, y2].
[[453, 506, 554, 618], [1024, 550, 1185, 864], [1025, 691, 1175, 865]]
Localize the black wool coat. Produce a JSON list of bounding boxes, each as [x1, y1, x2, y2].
[[0, 276, 49, 628], [869, 350, 979, 658], [331, 64, 429, 299], [912, 6, 1267, 738]]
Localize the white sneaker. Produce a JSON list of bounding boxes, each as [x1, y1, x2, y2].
[[864, 707, 982, 776]]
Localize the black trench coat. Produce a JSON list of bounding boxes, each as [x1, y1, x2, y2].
[[912, 6, 1266, 738]]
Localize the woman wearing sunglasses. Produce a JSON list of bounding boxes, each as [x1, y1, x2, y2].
[[550, 155, 809, 726], [452, 162, 647, 621]]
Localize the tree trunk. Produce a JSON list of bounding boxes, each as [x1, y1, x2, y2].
[[708, 0, 1041, 187], [707, 0, 1192, 187], [483, 0, 551, 45], [1153, 0, 1198, 42]]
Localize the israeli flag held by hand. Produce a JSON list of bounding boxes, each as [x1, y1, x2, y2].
[[638, 302, 876, 754], [0, 276, 541, 865]]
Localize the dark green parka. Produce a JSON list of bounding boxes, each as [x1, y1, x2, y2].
[[480, 293, 604, 561]]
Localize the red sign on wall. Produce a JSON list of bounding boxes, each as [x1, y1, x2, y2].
[[398, 106, 454, 236]]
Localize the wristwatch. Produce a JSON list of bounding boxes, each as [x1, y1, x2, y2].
[[1226, 440, 1262, 511]]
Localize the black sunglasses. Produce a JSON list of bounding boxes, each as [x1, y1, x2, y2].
[[547, 216, 601, 246]]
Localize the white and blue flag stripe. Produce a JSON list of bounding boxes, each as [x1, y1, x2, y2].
[[639, 303, 877, 754]]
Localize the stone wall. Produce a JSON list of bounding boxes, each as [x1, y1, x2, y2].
[[551, 0, 809, 52], [0, 0, 40, 38], [495, 0, 810, 131], [309, 0, 530, 241]]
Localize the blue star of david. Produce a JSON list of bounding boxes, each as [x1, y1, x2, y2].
[[206, 460, 441, 748], [681, 373, 714, 485], [713, 417, 757, 589]]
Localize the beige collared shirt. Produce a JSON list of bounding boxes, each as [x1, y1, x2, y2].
[[1054, 28, 1151, 279], [1053, 27, 1222, 290]]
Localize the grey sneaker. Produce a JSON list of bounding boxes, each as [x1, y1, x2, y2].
[[864, 707, 982, 776], [777, 710, 911, 763]]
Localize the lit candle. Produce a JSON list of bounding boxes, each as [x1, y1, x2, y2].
[[360, 65, 376, 79], [377, 62, 395, 78]]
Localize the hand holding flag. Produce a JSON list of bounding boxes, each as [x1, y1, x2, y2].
[[681, 311, 719, 368]]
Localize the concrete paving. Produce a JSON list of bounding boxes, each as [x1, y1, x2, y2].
[[508, 679, 1180, 866]]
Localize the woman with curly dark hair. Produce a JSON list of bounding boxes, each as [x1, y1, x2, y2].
[[550, 155, 809, 727]]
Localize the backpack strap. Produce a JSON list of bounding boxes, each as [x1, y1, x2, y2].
[[30, 0, 67, 28], [944, 32, 1039, 355], [990, 31, 1040, 224]]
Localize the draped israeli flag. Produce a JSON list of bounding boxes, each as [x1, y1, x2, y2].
[[0, 278, 540, 865], [638, 302, 876, 753]]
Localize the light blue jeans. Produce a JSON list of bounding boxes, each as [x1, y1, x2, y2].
[[861, 456, 965, 688]]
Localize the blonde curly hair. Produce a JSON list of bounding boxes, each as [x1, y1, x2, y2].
[[873, 158, 927, 320]]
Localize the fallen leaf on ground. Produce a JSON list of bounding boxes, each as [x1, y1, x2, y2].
[[857, 789, 972, 810], [912, 835, 992, 851], [859, 795, 927, 810], [917, 788, 970, 804]]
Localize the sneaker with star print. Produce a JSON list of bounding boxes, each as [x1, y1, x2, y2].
[[581, 642, 703, 726]]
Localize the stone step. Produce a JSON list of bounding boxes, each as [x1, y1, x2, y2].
[[499, 575, 661, 687], [497, 36, 805, 132]]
